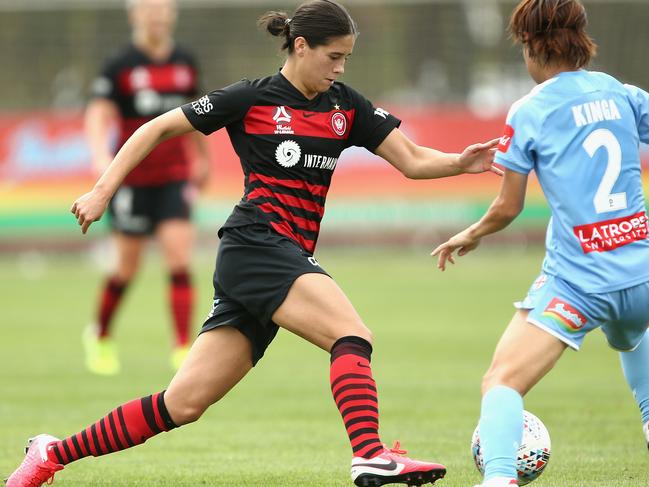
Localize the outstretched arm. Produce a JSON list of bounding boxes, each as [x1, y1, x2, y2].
[[71, 107, 196, 234], [374, 128, 502, 179], [431, 169, 528, 271]]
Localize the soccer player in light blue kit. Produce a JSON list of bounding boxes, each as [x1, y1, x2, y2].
[[432, 0, 649, 486]]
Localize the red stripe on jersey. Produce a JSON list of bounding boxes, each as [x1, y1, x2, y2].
[[244, 106, 355, 140], [249, 172, 329, 198], [117, 64, 197, 95], [270, 221, 316, 253], [256, 201, 320, 232], [247, 187, 324, 217]]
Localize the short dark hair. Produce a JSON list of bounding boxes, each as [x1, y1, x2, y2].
[[509, 0, 597, 69], [258, 0, 357, 53]]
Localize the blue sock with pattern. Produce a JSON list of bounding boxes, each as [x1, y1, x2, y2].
[[480, 385, 523, 481], [620, 330, 649, 424]]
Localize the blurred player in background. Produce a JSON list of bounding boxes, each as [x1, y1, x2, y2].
[[6, 1, 500, 486], [433, 1, 649, 486], [84, 0, 211, 375]]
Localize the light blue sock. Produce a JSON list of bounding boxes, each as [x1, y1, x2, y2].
[[620, 330, 649, 424], [480, 385, 523, 481]]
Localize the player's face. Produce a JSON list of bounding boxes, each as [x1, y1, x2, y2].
[[129, 0, 177, 41], [300, 34, 355, 95]]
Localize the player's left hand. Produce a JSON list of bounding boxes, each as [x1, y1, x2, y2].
[[70, 189, 109, 234], [190, 157, 211, 190], [457, 138, 503, 176], [431, 228, 481, 271]]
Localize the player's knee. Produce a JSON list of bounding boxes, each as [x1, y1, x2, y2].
[[168, 402, 207, 426], [481, 362, 516, 395], [115, 260, 140, 280]]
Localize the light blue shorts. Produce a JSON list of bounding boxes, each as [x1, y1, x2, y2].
[[516, 274, 649, 351]]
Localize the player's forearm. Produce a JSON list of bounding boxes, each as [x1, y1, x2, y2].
[[92, 121, 166, 198], [405, 147, 462, 179], [85, 107, 116, 161], [467, 197, 521, 239]]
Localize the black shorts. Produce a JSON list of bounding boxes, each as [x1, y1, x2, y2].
[[201, 224, 329, 365], [107, 180, 192, 235]]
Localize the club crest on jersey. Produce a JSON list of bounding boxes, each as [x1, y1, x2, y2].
[[498, 124, 514, 153], [130, 67, 151, 90], [331, 111, 348, 137], [542, 298, 587, 332], [273, 106, 294, 134], [173, 65, 193, 90], [275, 140, 302, 168]]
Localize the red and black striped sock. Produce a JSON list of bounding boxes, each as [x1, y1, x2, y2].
[[48, 391, 177, 465], [170, 271, 193, 346], [330, 336, 384, 459], [97, 277, 128, 338]]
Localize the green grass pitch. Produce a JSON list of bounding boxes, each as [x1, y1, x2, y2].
[[1, 246, 646, 486]]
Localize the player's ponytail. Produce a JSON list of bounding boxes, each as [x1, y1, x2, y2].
[[258, 0, 357, 54], [509, 0, 597, 69]]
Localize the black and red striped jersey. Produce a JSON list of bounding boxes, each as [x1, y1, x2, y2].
[[91, 44, 200, 186], [181, 72, 400, 253]]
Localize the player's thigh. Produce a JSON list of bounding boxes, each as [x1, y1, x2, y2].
[[601, 281, 649, 351], [483, 310, 567, 396], [164, 326, 253, 425], [156, 219, 195, 272], [112, 232, 147, 280], [272, 272, 371, 352]]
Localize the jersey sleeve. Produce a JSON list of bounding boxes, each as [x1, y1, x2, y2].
[[624, 84, 649, 144], [494, 103, 538, 174], [181, 79, 257, 136], [89, 55, 120, 102], [346, 87, 401, 153]]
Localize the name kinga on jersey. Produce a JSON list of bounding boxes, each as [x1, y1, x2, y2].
[[572, 98, 622, 127], [273, 106, 294, 134]]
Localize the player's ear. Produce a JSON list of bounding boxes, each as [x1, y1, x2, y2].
[[293, 37, 308, 57]]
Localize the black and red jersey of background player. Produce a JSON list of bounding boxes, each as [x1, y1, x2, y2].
[[91, 44, 200, 186], [181, 72, 400, 254]]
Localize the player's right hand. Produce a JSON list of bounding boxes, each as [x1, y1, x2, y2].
[[70, 189, 109, 234]]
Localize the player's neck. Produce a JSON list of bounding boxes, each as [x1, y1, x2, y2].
[[280, 62, 318, 100], [535, 64, 580, 84], [132, 33, 174, 62]]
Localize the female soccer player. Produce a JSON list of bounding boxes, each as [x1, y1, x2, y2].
[[432, 1, 649, 486], [6, 1, 498, 486], [84, 0, 211, 374]]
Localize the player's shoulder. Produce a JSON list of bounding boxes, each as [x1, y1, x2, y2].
[[506, 77, 560, 123]]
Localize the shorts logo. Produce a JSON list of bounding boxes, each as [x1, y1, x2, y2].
[[573, 211, 648, 254], [532, 274, 548, 290], [331, 111, 347, 136], [498, 124, 514, 153], [191, 95, 213, 115], [542, 298, 587, 332], [275, 140, 302, 168]]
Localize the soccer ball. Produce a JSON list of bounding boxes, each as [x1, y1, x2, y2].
[[471, 410, 551, 486]]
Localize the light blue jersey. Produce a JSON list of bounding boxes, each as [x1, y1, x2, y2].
[[495, 70, 649, 293]]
